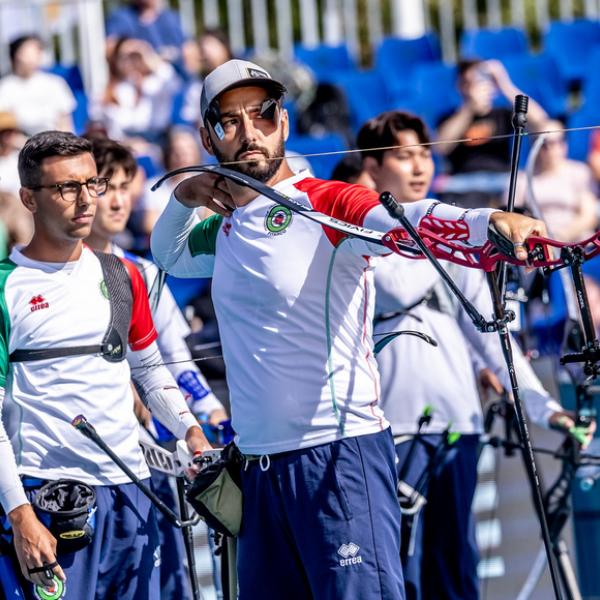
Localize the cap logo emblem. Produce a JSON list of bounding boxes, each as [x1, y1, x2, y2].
[[247, 68, 268, 79]]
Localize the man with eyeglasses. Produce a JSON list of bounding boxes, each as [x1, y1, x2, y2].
[[85, 136, 228, 600], [0, 130, 213, 600], [150, 59, 550, 599]]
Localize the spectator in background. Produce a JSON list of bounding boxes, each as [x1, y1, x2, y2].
[[0, 35, 75, 135], [197, 28, 234, 76], [356, 110, 573, 600], [331, 153, 375, 188], [435, 59, 547, 207], [0, 111, 26, 196], [105, 0, 190, 69], [514, 120, 598, 242], [0, 112, 32, 257], [0, 190, 33, 258], [90, 37, 181, 147], [179, 28, 234, 127], [586, 130, 600, 191], [140, 126, 206, 234]]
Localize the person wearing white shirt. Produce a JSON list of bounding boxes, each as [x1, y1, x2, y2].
[[357, 110, 580, 600], [0, 131, 212, 600], [0, 36, 75, 135], [150, 60, 549, 600]]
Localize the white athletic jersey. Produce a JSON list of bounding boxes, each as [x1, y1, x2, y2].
[[374, 255, 561, 434], [0, 246, 158, 489], [151, 171, 495, 454]]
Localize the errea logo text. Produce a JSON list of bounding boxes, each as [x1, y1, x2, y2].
[[29, 295, 49, 312], [338, 542, 362, 567]]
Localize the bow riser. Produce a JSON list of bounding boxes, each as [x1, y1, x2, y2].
[[383, 227, 600, 273]]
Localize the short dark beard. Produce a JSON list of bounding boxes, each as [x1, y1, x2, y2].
[[213, 135, 285, 183]]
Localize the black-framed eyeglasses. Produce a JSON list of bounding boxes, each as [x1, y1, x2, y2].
[[29, 177, 110, 202]]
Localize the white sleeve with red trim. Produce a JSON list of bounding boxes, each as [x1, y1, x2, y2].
[[0, 388, 29, 514], [362, 201, 497, 256], [128, 341, 199, 440], [295, 179, 497, 256]]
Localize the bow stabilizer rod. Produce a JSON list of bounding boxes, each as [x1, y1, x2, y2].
[[489, 94, 563, 600]]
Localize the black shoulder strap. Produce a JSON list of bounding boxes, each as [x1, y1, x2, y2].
[[95, 251, 133, 362], [374, 288, 442, 325], [9, 252, 133, 363]]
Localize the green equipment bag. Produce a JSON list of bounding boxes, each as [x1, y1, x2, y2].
[[186, 442, 243, 537]]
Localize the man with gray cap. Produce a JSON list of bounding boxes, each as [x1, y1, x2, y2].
[[151, 59, 547, 599]]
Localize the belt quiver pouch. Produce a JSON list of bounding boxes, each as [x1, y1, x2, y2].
[[186, 442, 243, 537], [33, 480, 96, 553]]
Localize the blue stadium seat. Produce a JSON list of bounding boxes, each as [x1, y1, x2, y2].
[[566, 108, 597, 162], [501, 53, 568, 118], [283, 100, 298, 135], [286, 133, 348, 179], [165, 274, 209, 310], [401, 61, 461, 127], [583, 255, 600, 284], [170, 86, 191, 126], [460, 27, 529, 60], [324, 69, 392, 131], [294, 43, 356, 79], [45, 64, 88, 134], [72, 90, 89, 135], [45, 63, 85, 92], [543, 19, 600, 85], [374, 33, 441, 97], [136, 154, 161, 179], [581, 46, 600, 107]]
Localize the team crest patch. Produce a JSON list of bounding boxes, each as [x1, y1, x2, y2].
[[99, 280, 109, 299], [34, 576, 66, 600], [265, 205, 293, 235]]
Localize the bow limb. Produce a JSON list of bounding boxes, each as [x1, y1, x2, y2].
[[151, 164, 421, 256], [152, 164, 600, 272]]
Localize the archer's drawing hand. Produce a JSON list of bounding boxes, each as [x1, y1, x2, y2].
[[489, 212, 547, 261], [549, 410, 596, 449], [174, 173, 234, 217]]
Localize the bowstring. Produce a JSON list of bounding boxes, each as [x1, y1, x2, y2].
[[141, 122, 600, 364], [197, 123, 600, 169], [129, 354, 224, 370]]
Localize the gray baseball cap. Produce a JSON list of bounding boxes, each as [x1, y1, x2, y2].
[[200, 59, 286, 126]]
